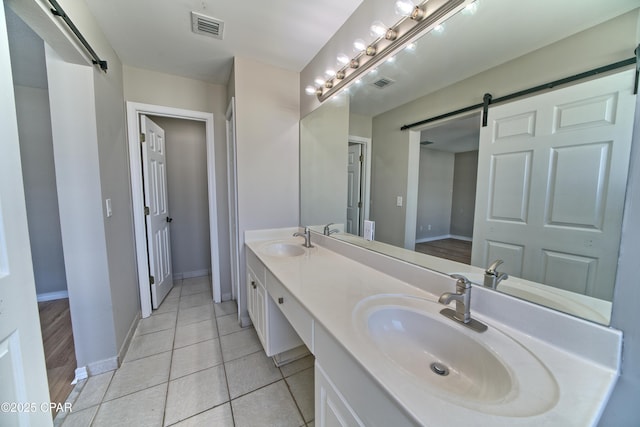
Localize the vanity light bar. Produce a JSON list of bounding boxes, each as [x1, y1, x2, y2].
[[316, 0, 475, 102]]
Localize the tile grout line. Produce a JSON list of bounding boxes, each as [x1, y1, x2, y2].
[[161, 278, 182, 427], [214, 300, 237, 426]]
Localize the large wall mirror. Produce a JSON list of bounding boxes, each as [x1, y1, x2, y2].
[[300, 0, 640, 325]]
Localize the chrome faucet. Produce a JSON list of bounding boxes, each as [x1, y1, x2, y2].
[[323, 223, 339, 236], [438, 274, 487, 332], [484, 259, 509, 289], [293, 227, 313, 248]]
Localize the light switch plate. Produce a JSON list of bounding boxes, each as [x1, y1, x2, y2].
[[396, 196, 403, 207], [364, 220, 375, 241], [105, 199, 112, 217]]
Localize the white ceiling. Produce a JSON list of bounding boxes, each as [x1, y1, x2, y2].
[[84, 0, 364, 84]]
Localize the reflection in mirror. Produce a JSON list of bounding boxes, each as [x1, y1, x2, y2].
[[299, 0, 640, 325]]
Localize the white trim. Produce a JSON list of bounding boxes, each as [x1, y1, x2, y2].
[[415, 234, 473, 244], [36, 290, 68, 302], [126, 102, 221, 318], [72, 367, 88, 384], [404, 131, 420, 250], [348, 135, 372, 235], [226, 98, 240, 308]]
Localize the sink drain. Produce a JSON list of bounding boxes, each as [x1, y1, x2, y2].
[[430, 362, 449, 376]]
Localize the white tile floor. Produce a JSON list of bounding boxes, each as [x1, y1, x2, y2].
[[56, 276, 315, 427]]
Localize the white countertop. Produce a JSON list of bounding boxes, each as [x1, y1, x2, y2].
[[245, 228, 621, 426]]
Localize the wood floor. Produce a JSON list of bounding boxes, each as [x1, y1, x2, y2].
[[415, 238, 472, 264], [38, 298, 76, 417]]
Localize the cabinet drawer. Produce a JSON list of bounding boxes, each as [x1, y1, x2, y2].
[[266, 270, 314, 352]]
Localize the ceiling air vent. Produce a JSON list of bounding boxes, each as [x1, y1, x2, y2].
[[191, 12, 224, 40], [372, 77, 395, 89]]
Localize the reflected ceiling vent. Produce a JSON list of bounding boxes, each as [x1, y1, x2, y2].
[[372, 77, 395, 89], [420, 140, 434, 146], [191, 12, 224, 40]]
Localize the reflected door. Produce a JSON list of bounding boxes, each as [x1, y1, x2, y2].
[[472, 70, 636, 300], [347, 143, 363, 235]]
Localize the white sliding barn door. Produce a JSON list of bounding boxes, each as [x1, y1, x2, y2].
[[472, 70, 636, 300], [141, 115, 173, 308], [0, 5, 52, 424]]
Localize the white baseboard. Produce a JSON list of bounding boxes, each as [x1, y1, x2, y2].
[[415, 234, 450, 244], [415, 234, 472, 244], [450, 234, 472, 242], [118, 311, 140, 366], [37, 290, 69, 302], [173, 269, 210, 280], [72, 367, 88, 385]]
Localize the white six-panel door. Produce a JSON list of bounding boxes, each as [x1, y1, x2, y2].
[[141, 115, 174, 309], [0, 3, 52, 424], [346, 143, 363, 235], [472, 70, 636, 300]]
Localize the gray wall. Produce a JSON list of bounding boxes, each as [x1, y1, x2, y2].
[[150, 116, 211, 278], [14, 85, 67, 296], [233, 56, 300, 325], [349, 113, 372, 139], [450, 151, 478, 238], [300, 93, 349, 227], [600, 77, 640, 427], [416, 149, 454, 241]]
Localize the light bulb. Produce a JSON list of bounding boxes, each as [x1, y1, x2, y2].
[[314, 77, 325, 86], [387, 56, 396, 63], [337, 53, 350, 66], [353, 38, 367, 52], [305, 85, 317, 95], [325, 69, 336, 78], [394, 0, 416, 16], [370, 21, 387, 38], [462, 1, 478, 15], [405, 42, 417, 51], [432, 24, 444, 34]]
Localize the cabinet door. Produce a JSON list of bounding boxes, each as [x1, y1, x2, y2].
[[316, 363, 365, 427]]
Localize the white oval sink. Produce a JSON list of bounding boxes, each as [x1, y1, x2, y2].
[[353, 294, 559, 417], [262, 242, 306, 257]]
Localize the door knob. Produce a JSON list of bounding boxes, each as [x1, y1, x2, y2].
[[278, 297, 284, 304], [166, 217, 173, 223]]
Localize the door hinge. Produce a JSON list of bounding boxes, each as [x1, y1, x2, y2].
[[359, 154, 364, 162], [144, 206, 150, 215], [149, 275, 155, 285], [358, 201, 362, 208], [140, 132, 146, 143]]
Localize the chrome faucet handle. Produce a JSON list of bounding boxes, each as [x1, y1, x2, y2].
[[323, 223, 334, 235], [486, 259, 504, 274], [450, 274, 471, 287]]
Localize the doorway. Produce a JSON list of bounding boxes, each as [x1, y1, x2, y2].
[[346, 136, 372, 236], [414, 112, 480, 264], [5, 4, 76, 414], [126, 103, 221, 318], [146, 115, 212, 307]]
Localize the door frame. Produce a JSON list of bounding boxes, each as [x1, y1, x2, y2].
[[348, 135, 372, 234], [225, 98, 240, 304], [126, 102, 221, 318]]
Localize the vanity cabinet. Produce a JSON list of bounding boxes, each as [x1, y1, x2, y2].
[[315, 362, 365, 427], [245, 249, 304, 356]]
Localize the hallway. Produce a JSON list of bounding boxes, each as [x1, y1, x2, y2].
[[55, 276, 314, 426]]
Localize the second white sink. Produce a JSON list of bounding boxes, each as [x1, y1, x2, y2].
[[353, 294, 559, 417], [262, 242, 306, 257]]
